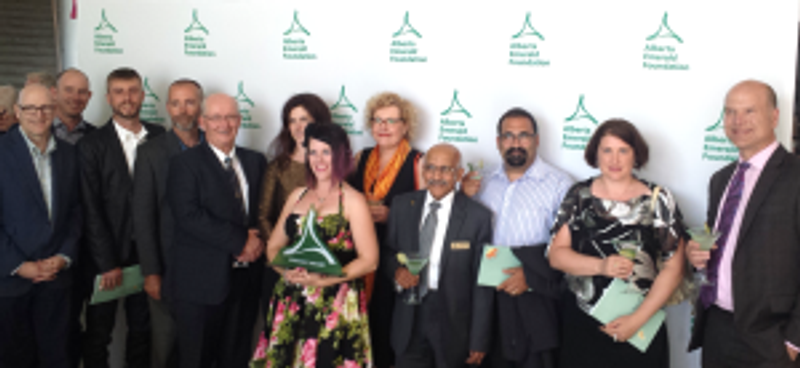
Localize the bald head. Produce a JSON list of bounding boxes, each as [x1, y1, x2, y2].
[[423, 143, 464, 200], [723, 80, 779, 160], [200, 93, 241, 153]]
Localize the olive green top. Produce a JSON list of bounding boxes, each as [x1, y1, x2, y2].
[[258, 159, 306, 238]]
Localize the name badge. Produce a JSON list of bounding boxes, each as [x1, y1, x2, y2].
[[451, 241, 470, 250]]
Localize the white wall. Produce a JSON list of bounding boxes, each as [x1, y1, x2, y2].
[[57, 1, 799, 368]]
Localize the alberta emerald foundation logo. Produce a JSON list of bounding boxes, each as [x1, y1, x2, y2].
[[439, 90, 476, 143], [94, 9, 123, 54], [139, 78, 164, 124], [562, 94, 597, 151], [702, 110, 737, 162], [509, 12, 550, 67], [330, 86, 361, 136], [234, 82, 259, 129], [643, 12, 688, 71], [184, 9, 216, 57], [390, 11, 427, 63], [283, 10, 317, 60]]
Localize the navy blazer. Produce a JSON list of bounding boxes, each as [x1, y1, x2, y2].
[[0, 126, 82, 297], [167, 142, 266, 305]]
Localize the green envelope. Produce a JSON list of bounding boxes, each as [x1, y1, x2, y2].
[[589, 278, 666, 352], [89, 265, 145, 305], [271, 206, 344, 276], [477, 245, 522, 287]]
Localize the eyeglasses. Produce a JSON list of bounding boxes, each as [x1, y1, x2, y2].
[[423, 164, 458, 175], [371, 117, 403, 126], [204, 114, 240, 123], [499, 131, 535, 143], [18, 104, 55, 115]]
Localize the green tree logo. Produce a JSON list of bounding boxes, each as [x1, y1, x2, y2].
[[184, 9, 209, 35], [440, 90, 472, 118], [512, 12, 544, 40], [95, 9, 118, 33], [565, 95, 598, 125], [235, 82, 255, 108], [284, 10, 311, 36], [706, 109, 724, 132], [143, 78, 159, 102], [330, 86, 358, 112], [646, 12, 683, 43], [393, 11, 422, 38]]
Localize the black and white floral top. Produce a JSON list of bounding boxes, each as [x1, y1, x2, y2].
[[549, 177, 688, 312]]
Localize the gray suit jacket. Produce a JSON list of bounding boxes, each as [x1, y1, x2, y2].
[[383, 190, 494, 364], [689, 145, 800, 364], [132, 131, 183, 299]]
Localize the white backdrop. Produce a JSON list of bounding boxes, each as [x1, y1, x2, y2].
[[64, 1, 798, 367]]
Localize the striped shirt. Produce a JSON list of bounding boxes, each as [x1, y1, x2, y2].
[[478, 157, 573, 247], [21, 132, 56, 220]]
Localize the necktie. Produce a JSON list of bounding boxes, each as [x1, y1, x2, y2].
[[700, 161, 750, 309], [224, 157, 247, 222], [418, 201, 441, 299]]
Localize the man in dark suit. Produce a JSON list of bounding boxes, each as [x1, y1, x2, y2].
[[78, 67, 164, 368], [50, 67, 99, 368], [133, 79, 204, 368], [0, 84, 82, 367], [168, 93, 266, 368], [383, 143, 493, 368], [688, 80, 800, 368]]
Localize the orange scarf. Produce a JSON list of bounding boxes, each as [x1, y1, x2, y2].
[[362, 139, 411, 201], [362, 139, 411, 304]]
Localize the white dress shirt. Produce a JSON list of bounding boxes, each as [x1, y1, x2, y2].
[[112, 120, 148, 174], [421, 190, 454, 291], [209, 144, 250, 215]]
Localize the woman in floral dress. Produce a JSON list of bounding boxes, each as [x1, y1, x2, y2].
[[252, 123, 379, 368]]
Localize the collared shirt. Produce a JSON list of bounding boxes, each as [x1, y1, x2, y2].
[[113, 120, 148, 174], [176, 130, 205, 152], [421, 190, 455, 290], [20, 131, 56, 219], [52, 117, 92, 145], [715, 140, 779, 311], [209, 144, 250, 215], [478, 157, 573, 248]]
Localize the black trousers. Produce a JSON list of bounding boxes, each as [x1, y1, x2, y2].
[[0, 282, 71, 368], [149, 296, 178, 368], [702, 306, 798, 368], [395, 291, 451, 368], [175, 267, 261, 368], [369, 272, 397, 368], [82, 290, 151, 368]]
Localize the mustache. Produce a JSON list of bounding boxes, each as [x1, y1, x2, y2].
[[426, 179, 449, 187], [505, 147, 528, 157]]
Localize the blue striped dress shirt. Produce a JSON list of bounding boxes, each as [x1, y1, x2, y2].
[[478, 157, 573, 247]]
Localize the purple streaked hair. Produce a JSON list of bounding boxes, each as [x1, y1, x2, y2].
[[303, 122, 353, 188]]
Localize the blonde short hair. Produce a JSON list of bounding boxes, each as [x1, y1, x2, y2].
[[364, 92, 418, 140], [0, 85, 17, 111]]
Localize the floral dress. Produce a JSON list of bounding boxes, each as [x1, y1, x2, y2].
[[550, 178, 687, 368], [251, 190, 372, 368]]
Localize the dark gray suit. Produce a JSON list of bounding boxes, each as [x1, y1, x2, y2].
[[132, 131, 186, 368], [383, 190, 494, 368], [689, 145, 800, 368]]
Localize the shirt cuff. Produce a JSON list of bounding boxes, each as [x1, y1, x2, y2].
[[786, 341, 800, 353], [11, 263, 23, 276], [57, 254, 72, 269]]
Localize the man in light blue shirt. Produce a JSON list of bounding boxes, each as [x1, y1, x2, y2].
[[464, 107, 572, 368]]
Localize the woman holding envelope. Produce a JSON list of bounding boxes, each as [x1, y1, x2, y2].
[[251, 123, 379, 368], [547, 119, 688, 368]]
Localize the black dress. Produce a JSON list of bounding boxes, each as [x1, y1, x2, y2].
[[551, 178, 687, 368], [348, 147, 421, 368]]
